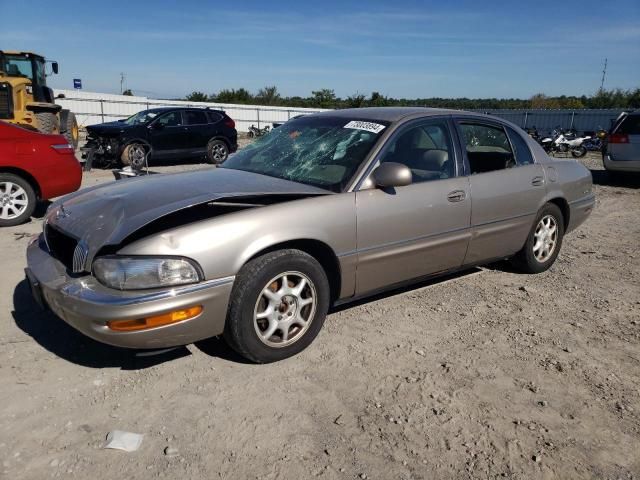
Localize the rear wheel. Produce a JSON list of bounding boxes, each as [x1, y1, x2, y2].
[[62, 111, 79, 149], [224, 249, 330, 363], [0, 174, 36, 227], [206, 139, 229, 164], [571, 145, 587, 158], [35, 112, 58, 134], [511, 203, 564, 274]]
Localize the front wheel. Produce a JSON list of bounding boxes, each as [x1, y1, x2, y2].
[[224, 249, 330, 363], [511, 203, 564, 274], [571, 145, 587, 158], [121, 143, 148, 168], [0, 174, 37, 227], [35, 112, 58, 134]]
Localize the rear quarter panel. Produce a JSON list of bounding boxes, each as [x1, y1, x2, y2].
[[0, 133, 82, 199], [542, 158, 594, 233]]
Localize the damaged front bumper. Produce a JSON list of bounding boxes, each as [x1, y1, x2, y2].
[[25, 235, 234, 349], [81, 136, 122, 169]]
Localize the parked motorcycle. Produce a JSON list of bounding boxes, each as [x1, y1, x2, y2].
[[583, 137, 603, 152], [582, 127, 607, 152], [540, 128, 589, 158], [248, 124, 271, 138]]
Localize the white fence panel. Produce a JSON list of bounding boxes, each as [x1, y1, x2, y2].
[[54, 89, 329, 132]]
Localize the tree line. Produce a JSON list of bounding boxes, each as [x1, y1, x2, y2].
[[184, 86, 640, 110]]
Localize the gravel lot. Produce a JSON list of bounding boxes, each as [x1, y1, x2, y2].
[[1, 152, 638, 480]]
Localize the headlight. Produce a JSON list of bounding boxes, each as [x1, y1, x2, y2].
[[93, 256, 202, 290]]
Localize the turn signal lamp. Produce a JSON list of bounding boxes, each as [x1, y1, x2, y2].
[[107, 306, 202, 331]]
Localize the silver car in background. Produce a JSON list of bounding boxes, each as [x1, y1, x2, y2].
[[604, 110, 640, 173], [26, 108, 595, 363]]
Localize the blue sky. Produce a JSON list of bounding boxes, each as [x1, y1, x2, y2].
[[3, 0, 639, 99]]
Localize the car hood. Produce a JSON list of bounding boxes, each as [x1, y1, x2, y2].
[[45, 168, 330, 264], [86, 122, 135, 136]]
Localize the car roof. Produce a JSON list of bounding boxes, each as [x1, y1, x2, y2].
[[144, 106, 223, 114], [313, 107, 526, 130], [313, 107, 505, 123]]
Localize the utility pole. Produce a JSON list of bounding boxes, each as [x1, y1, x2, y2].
[[120, 72, 125, 95], [599, 58, 607, 93]]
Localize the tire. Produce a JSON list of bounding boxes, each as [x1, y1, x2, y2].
[[206, 139, 229, 164], [62, 111, 79, 149], [35, 112, 59, 135], [511, 203, 564, 274], [0, 173, 37, 227], [224, 249, 330, 363], [571, 146, 587, 158], [121, 143, 148, 168]]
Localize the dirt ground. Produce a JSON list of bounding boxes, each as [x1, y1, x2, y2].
[[1, 152, 638, 480]]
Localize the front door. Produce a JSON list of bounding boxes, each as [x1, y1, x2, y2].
[[148, 110, 188, 156], [355, 118, 471, 295], [455, 119, 547, 264]]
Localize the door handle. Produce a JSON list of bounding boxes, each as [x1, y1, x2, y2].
[[531, 176, 545, 186], [447, 190, 466, 202]]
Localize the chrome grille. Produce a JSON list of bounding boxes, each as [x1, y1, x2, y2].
[[72, 241, 89, 273], [0, 82, 12, 119], [44, 224, 83, 272]]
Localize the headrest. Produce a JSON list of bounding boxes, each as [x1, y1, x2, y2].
[[421, 149, 449, 169]]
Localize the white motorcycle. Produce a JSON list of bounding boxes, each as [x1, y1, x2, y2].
[[540, 128, 589, 158]]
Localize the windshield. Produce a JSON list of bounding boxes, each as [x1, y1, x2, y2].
[[221, 116, 388, 192], [123, 110, 162, 125], [2, 55, 34, 79]]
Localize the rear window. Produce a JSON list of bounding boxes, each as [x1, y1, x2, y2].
[[616, 115, 640, 135], [207, 111, 223, 123]]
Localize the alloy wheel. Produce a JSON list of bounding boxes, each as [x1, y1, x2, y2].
[[533, 215, 558, 263], [129, 145, 146, 167], [0, 182, 29, 220], [253, 271, 317, 348], [211, 143, 228, 162]]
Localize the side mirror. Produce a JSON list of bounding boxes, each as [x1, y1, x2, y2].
[[372, 162, 412, 188], [51, 62, 59, 74], [149, 121, 164, 130], [117, 119, 126, 123]]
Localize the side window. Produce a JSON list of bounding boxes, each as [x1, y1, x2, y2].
[[156, 111, 182, 127], [183, 110, 208, 125], [459, 123, 515, 174], [506, 127, 534, 165], [380, 120, 455, 183]]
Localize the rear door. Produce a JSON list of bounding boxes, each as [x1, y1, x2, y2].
[[609, 113, 640, 161], [355, 117, 471, 294], [182, 110, 210, 153], [454, 118, 546, 264]]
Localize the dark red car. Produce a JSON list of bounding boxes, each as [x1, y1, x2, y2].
[[0, 121, 82, 226]]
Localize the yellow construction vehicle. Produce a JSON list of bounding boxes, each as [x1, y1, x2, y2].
[[0, 50, 78, 148]]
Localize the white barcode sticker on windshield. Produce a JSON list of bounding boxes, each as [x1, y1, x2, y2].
[[343, 120, 386, 134]]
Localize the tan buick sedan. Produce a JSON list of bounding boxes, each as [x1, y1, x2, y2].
[[26, 108, 594, 363]]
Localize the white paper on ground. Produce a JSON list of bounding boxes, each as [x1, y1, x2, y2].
[[104, 430, 143, 452]]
